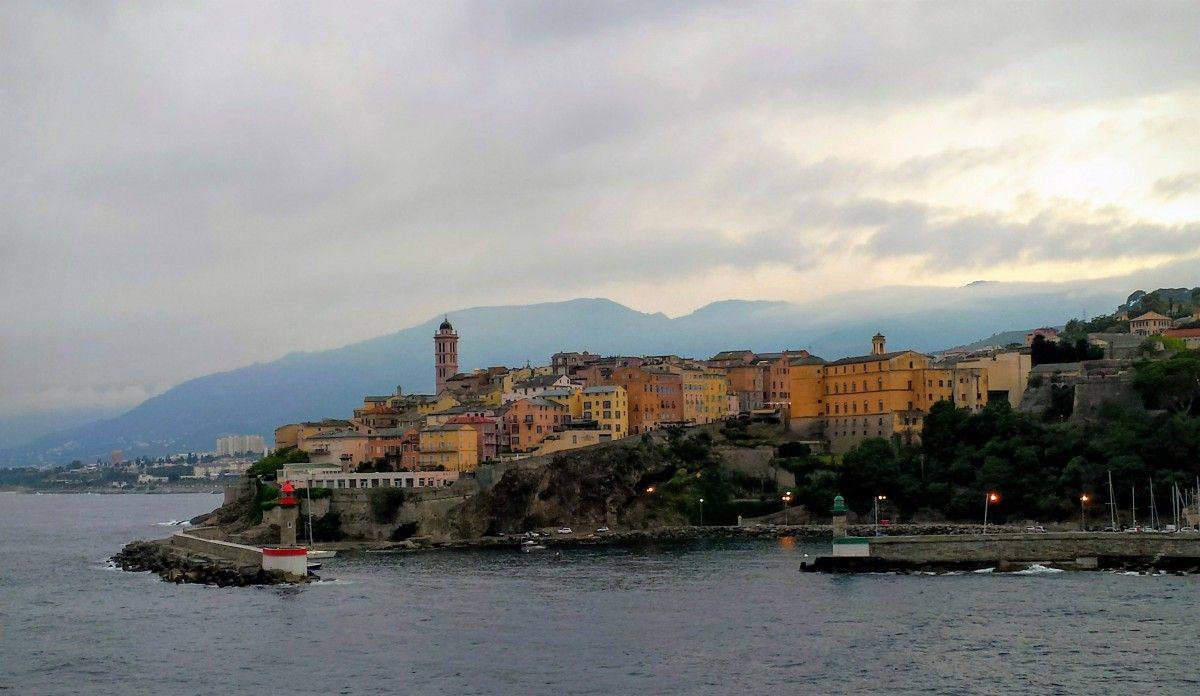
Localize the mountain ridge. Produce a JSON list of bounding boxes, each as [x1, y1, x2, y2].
[[0, 280, 1148, 465]]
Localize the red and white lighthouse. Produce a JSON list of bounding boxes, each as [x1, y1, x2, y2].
[[261, 480, 308, 578], [434, 317, 458, 394]]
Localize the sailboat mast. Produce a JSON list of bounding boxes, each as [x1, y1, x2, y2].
[[1108, 471, 1118, 530], [1131, 486, 1137, 529], [1150, 477, 1158, 529]]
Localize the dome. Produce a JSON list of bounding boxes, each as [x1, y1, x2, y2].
[[439, 317, 453, 331]]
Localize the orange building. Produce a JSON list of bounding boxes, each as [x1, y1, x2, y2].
[[502, 397, 569, 453]]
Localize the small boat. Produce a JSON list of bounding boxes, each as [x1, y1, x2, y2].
[[306, 561, 322, 572], [307, 549, 337, 560], [520, 540, 547, 553]]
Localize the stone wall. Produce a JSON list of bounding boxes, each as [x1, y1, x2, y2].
[[869, 532, 1200, 563], [327, 488, 475, 541], [169, 530, 263, 565]]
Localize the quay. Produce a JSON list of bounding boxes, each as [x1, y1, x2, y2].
[[801, 531, 1200, 573]]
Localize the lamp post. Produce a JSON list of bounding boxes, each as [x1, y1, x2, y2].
[[781, 491, 793, 525], [1080, 494, 1090, 531], [874, 495, 887, 536], [698, 497, 705, 527], [983, 491, 999, 534]]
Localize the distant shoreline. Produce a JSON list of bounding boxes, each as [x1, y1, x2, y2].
[[0, 486, 223, 495]]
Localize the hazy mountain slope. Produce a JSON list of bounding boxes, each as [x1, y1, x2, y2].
[[1, 282, 1132, 465]]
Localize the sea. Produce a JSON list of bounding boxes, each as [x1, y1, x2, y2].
[[1, 491, 1198, 695]]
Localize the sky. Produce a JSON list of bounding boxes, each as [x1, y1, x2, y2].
[[2, 0, 1199, 421]]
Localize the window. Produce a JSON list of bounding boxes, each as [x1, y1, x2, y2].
[[878, 400, 884, 411], [907, 380, 912, 389]]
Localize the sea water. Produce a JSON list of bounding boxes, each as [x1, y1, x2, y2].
[[2, 492, 1198, 695]]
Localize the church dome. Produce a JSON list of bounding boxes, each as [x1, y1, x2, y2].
[[439, 317, 453, 331]]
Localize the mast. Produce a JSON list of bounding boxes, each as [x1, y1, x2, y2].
[[1108, 471, 1118, 530], [1131, 486, 1137, 529], [306, 474, 314, 547], [1150, 477, 1159, 529]]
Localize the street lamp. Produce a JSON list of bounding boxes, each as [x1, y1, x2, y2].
[[1080, 493, 1090, 531], [645, 486, 655, 494], [781, 491, 793, 525], [698, 497, 705, 527], [983, 491, 1000, 534], [874, 495, 887, 536]]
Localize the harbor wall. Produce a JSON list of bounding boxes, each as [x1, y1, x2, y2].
[[869, 532, 1200, 563], [169, 530, 263, 566]]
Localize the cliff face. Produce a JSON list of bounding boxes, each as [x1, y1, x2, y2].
[[449, 439, 683, 537]]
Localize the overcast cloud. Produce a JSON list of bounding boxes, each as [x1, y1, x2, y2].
[[2, 1, 1199, 418]]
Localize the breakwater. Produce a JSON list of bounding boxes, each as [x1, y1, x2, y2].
[[111, 540, 302, 586], [804, 532, 1200, 573]]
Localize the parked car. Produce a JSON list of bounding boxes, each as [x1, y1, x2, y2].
[[1025, 525, 1046, 533], [595, 526, 610, 533], [556, 527, 573, 534]]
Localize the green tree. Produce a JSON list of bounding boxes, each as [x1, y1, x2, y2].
[[1133, 350, 1200, 413]]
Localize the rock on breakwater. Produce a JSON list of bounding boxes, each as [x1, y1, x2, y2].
[[111, 540, 305, 587]]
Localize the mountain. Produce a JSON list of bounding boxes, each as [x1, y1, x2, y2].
[[0, 282, 1133, 466]]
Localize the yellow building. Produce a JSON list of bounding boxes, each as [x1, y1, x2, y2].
[[417, 394, 460, 415], [949, 351, 1031, 407], [533, 428, 607, 455], [786, 334, 989, 453], [696, 367, 730, 424], [580, 385, 628, 437], [543, 389, 583, 418], [417, 423, 478, 471]]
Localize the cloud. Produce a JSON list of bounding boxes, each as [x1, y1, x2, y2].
[[0, 1, 1198, 418], [1154, 172, 1200, 201]]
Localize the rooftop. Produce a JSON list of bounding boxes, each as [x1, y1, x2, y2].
[[826, 350, 924, 366]]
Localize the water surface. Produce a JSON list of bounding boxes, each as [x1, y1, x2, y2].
[[2, 492, 1197, 695]]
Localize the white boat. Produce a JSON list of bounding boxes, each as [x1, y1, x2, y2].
[[520, 540, 546, 553], [307, 549, 337, 560]]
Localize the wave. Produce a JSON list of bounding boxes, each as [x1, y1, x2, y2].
[[1010, 564, 1065, 575], [155, 519, 192, 527]]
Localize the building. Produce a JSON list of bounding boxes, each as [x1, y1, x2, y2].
[[502, 374, 577, 403], [274, 420, 353, 451], [216, 434, 266, 457], [1025, 327, 1059, 346], [551, 351, 601, 375], [725, 363, 766, 413], [445, 414, 500, 462], [580, 385, 628, 437], [300, 428, 376, 471], [1163, 327, 1200, 349], [1130, 311, 1172, 336], [783, 334, 989, 453], [193, 459, 254, 478], [785, 355, 827, 436], [534, 428, 607, 455], [943, 350, 1032, 408], [417, 423, 479, 471], [502, 397, 569, 452], [281, 464, 459, 491], [434, 317, 459, 394]]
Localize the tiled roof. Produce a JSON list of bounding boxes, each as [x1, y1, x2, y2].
[[583, 385, 621, 394], [1132, 311, 1171, 322], [827, 350, 924, 366], [788, 355, 827, 366]]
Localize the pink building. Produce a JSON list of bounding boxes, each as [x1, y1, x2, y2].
[[434, 317, 459, 394]]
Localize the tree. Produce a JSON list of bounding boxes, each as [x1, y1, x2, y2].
[[1134, 350, 1200, 413], [247, 447, 310, 478]]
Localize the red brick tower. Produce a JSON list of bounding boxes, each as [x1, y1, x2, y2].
[[434, 317, 458, 394]]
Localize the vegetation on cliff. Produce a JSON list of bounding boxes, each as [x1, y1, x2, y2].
[[826, 393, 1200, 523], [246, 447, 308, 478]]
